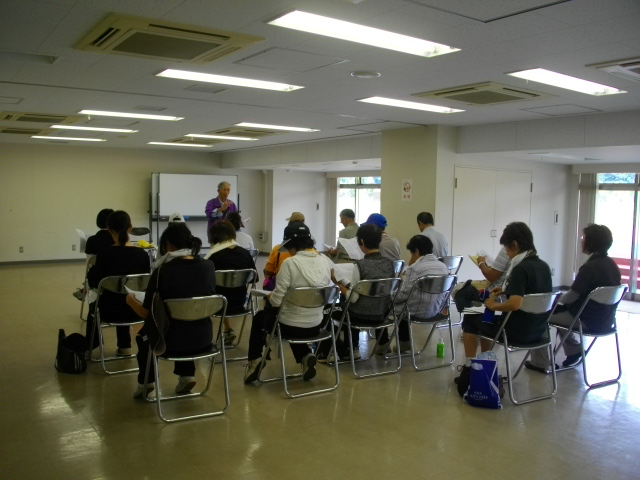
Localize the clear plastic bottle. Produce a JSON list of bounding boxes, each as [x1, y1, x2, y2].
[[437, 338, 445, 358]]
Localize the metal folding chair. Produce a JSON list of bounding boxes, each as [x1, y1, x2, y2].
[[552, 284, 627, 388], [479, 292, 561, 405], [213, 268, 257, 361], [438, 256, 464, 275], [143, 295, 230, 423], [257, 285, 341, 398], [396, 274, 457, 371], [79, 255, 97, 322], [393, 260, 405, 277], [91, 273, 151, 374], [337, 278, 403, 378]]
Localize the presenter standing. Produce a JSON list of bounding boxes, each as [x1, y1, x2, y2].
[[205, 181, 238, 234]]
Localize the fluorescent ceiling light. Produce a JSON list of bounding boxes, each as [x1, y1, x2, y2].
[[31, 136, 105, 142], [185, 134, 257, 141], [79, 110, 183, 121], [235, 122, 320, 132], [147, 142, 211, 148], [358, 97, 464, 113], [268, 10, 460, 58], [157, 69, 303, 92], [507, 68, 626, 96], [51, 125, 138, 133]]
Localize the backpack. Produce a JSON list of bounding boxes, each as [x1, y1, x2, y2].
[[55, 329, 87, 374]]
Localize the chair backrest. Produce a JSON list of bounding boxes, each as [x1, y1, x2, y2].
[[165, 295, 227, 321], [98, 273, 151, 295], [283, 285, 340, 309], [438, 256, 463, 275], [215, 269, 257, 288], [248, 248, 259, 262], [518, 292, 562, 314], [393, 260, 405, 277], [586, 284, 628, 306], [352, 277, 402, 298], [414, 274, 457, 295]]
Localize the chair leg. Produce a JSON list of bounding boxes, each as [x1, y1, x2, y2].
[[408, 320, 455, 371], [582, 329, 622, 388], [352, 322, 402, 379], [506, 343, 557, 405]]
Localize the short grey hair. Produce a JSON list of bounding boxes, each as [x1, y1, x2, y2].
[[217, 181, 231, 190]]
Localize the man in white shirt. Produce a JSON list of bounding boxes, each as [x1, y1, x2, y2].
[[417, 212, 448, 258]]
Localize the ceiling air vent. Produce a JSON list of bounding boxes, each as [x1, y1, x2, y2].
[[75, 13, 264, 64], [165, 137, 223, 145], [0, 112, 83, 124], [0, 127, 51, 135], [592, 58, 640, 83], [414, 82, 550, 106], [207, 127, 285, 138]]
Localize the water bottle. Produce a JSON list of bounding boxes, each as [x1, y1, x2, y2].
[[437, 338, 445, 358]]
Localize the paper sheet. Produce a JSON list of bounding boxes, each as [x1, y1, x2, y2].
[[337, 237, 364, 260], [470, 249, 495, 267], [75, 229, 87, 253], [332, 263, 355, 285], [124, 285, 146, 303], [322, 243, 334, 251]]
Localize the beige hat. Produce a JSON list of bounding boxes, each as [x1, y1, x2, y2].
[[286, 212, 305, 223]]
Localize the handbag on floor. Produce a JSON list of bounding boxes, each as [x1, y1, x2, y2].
[[55, 329, 87, 374], [463, 353, 502, 409]]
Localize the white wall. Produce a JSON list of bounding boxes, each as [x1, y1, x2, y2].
[[0, 143, 265, 262]]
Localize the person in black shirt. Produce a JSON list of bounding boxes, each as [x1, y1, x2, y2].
[[86, 211, 151, 354], [85, 208, 115, 255], [204, 220, 256, 345], [127, 223, 216, 398], [456, 222, 552, 383], [528, 224, 621, 372]]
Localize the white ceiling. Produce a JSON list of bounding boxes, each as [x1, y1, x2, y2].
[[1, 0, 639, 169]]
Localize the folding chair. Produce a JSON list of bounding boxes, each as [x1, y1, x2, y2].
[[79, 255, 97, 322], [91, 273, 151, 374], [438, 256, 464, 275], [552, 284, 627, 388], [480, 292, 561, 405], [213, 268, 257, 361], [393, 260, 405, 277], [396, 274, 457, 371], [338, 278, 403, 378], [143, 295, 230, 423], [257, 285, 341, 398]]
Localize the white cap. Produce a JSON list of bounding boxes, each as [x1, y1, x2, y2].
[[168, 212, 185, 223]]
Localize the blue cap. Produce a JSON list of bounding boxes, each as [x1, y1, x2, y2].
[[364, 213, 387, 228]]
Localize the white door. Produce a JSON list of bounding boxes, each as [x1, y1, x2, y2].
[[494, 170, 532, 246], [452, 166, 497, 282]]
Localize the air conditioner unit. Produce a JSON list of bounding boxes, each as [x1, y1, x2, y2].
[[0, 127, 53, 135], [164, 137, 221, 145], [414, 82, 550, 106], [75, 13, 264, 63], [207, 127, 284, 138], [592, 58, 640, 83], [0, 112, 82, 125]]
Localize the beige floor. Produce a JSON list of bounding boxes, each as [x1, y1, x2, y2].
[[1, 261, 639, 480]]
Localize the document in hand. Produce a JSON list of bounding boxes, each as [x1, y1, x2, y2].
[[338, 237, 364, 260], [469, 249, 494, 267], [124, 285, 145, 303]]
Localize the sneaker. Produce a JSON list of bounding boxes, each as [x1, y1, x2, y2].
[[116, 348, 132, 356], [524, 361, 549, 375], [72, 288, 84, 301], [373, 342, 391, 355], [133, 384, 154, 399], [175, 376, 196, 394], [244, 359, 264, 384], [223, 329, 237, 346], [316, 351, 330, 364], [562, 353, 582, 368], [392, 341, 412, 354], [302, 353, 317, 381]]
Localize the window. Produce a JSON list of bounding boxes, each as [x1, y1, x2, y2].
[[336, 176, 381, 235]]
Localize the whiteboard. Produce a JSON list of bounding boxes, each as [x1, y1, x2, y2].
[[151, 173, 238, 217]]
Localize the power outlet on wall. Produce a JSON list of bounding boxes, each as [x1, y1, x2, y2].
[[19, 246, 23, 253], [72, 244, 76, 251], [551, 268, 555, 276], [259, 232, 266, 241]]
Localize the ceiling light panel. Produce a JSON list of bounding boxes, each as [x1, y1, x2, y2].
[[235, 122, 319, 132], [147, 142, 211, 147], [185, 134, 257, 141], [51, 125, 138, 133], [80, 110, 183, 121], [507, 68, 626, 96], [268, 11, 460, 58], [31, 136, 106, 142], [358, 97, 464, 113], [157, 69, 303, 92]]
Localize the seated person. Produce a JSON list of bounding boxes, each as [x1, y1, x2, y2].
[[363, 213, 401, 261], [453, 246, 510, 312], [227, 212, 254, 250], [86, 210, 151, 355], [327, 224, 395, 361], [328, 209, 359, 263], [244, 222, 333, 384], [527, 224, 621, 373], [126, 223, 216, 397], [204, 220, 257, 345], [456, 222, 552, 382], [263, 212, 305, 288], [377, 236, 449, 353]]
